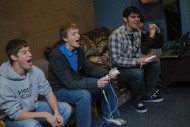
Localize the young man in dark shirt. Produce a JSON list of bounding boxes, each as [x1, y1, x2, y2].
[[139, 0, 168, 49], [48, 23, 127, 127], [139, 14, 164, 58]]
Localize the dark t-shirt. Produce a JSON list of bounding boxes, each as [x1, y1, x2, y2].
[[139, 0, 165, 21]]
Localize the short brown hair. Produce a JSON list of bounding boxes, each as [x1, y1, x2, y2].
[[59, 23, 78, 42], [6, 39, 28, 64]]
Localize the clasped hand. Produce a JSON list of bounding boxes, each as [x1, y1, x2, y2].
[[46, 111, 64, 127]]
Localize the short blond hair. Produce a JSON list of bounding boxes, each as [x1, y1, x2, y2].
[[59, 23, 78, 42]]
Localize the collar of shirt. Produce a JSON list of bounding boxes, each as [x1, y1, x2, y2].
[[59, 44, 78, 71], [59, 44, 77, 56]]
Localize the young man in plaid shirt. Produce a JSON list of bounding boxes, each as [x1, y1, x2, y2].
[[108, 6, 164, 113]]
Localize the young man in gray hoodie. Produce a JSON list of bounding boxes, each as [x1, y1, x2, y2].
[[0, 39, 71, 127]]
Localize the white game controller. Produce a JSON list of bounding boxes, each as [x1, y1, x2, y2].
[[105, 75, 110, 78], [112, 69, 120, 75], [105, 69, 119, 79], [144, 55, 156, 62]]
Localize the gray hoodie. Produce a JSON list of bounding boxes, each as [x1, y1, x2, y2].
[[0, 61, 53, 120]]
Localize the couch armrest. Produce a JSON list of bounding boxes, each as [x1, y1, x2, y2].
[[0, 120, 6, 127]]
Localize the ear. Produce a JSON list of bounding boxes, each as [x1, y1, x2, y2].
[[123, 17, 128, 22], [10, 54, 17, 62], [63, 37, 68, 42]]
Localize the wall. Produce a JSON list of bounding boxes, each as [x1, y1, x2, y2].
[[94, 0, 190, 40], [179, 0, 190, 34], [0, 0, 96, 63], [93, 0, 179, 28], [93, 0, 132, 28]]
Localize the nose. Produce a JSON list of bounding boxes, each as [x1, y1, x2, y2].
[[136, 16, 140, 20], [28, 51, 32, 57]]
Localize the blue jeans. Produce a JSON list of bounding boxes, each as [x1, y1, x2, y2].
[[144, 18, 169, 50], [117, 61, 160, 102], [54, 77, 121, 127], [5, 101, 72, 127]]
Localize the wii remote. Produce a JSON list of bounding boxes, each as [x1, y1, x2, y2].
[[112, 69, 120, 75], [144, 55, 156, 62], [105, 69, 120, 79], [105, 74, 110, 79]]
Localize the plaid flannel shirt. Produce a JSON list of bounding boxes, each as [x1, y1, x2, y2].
[[108, 25, 144, 68]]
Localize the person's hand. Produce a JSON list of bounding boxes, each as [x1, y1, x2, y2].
[[136, 54, 152, 65], [97, 76, 110, 88], [45, 112, 57, 126], [141, 54, 156, 65], [149, 24, 157, 38], [54, 110, 64, 127], [46, 112, 63, 127], [136, 57, 148, 65]]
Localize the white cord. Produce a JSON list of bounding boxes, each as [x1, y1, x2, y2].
[[102, 79, 118, 119], [109, 79, 118, 115]]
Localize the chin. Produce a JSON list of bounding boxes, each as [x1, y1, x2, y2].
[[76, 45, 80, 48], [27, 65, 33, 70], [133, 25, 138, 28]]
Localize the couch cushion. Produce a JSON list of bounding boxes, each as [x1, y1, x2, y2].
[[80, 35, 98, 57], [33, 58, 49, 79]]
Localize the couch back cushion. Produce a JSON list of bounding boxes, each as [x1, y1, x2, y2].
[[33, 58, 49, 79], [84, 27, 114, 54]]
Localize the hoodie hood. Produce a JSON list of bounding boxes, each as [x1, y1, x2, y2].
[[0, 61, 26, 81]]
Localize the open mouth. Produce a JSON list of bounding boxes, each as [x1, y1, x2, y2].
[[134, 22, 139, 25], [27, 59, 32, 63], [76, 39, 80, 45]]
